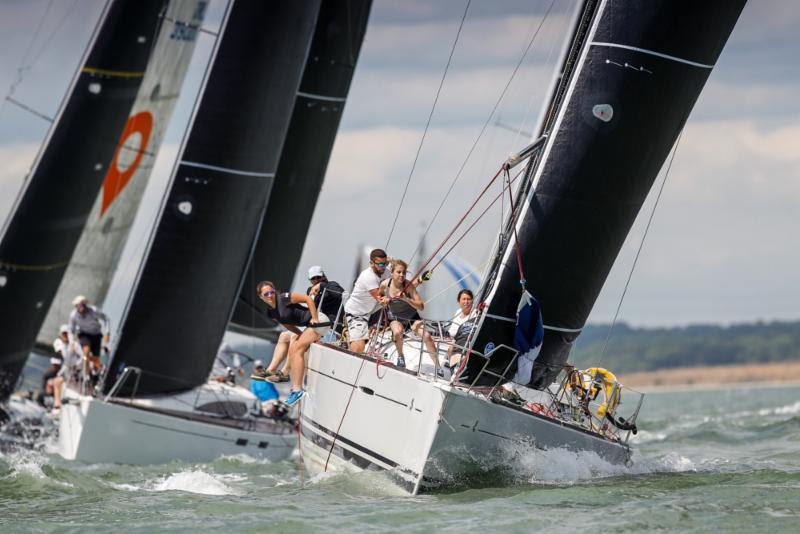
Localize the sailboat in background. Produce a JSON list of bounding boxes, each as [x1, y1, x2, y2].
[[298, 0, 747, 493], [37, 0, 207, 354], [59, 0, 372, 465], [0, 0, 168, 408]]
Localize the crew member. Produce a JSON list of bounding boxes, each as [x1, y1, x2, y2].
[[344, 249, 390, 353], [253, 281, 328, 407]]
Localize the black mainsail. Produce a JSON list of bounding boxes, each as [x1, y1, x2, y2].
[[0, 0, 166, 401], [106, 0, 321, 396], [229, 0, 372, 339], [466, 0, 747, 388]]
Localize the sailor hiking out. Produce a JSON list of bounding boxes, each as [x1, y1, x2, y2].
[[252, 281, 329, 407]]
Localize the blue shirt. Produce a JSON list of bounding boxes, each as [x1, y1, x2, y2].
[[250, 380, 279, 402]]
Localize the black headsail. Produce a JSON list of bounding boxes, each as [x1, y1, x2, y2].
[[0, 0, 166, 401], [105, 0, 321, 396], [466, 0, 747, 388], [229, 0, 373, 339]]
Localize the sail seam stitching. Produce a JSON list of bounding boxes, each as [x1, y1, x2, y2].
[[590, 42, 714, 69], [180, 160, 275, 178]]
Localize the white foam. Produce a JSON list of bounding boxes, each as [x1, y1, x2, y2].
[[109, 482, 140, 492], [1, 449, 47, 480], [760, 400, 800, 416], [151, 470, 240, 496]]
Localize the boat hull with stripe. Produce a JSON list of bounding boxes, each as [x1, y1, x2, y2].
[[299, 343, 630, 494]]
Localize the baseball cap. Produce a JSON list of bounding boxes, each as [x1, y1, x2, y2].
[[254, 359, 265, 368], [307, 265, 325, 279], [72, 295, 88, 306]]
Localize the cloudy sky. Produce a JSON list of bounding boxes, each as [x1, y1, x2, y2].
[[1, 0, 798, 329]]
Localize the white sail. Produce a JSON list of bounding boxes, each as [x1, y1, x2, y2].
[[37, 0, 206, 346]]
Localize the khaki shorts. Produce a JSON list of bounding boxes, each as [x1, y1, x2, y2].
[[346, 314, 370, 341]]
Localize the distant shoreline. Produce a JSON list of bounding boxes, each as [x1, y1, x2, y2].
[[618, 360, 800, 393]]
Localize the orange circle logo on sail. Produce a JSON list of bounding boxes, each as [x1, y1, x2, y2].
[[101, 111, 154, 215]]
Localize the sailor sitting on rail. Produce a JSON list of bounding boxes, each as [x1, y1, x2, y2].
[[344, 249, 391, 354], [378, 259, 440, 371], [252, 281, 329, 407], [445, 289, 478, 373]]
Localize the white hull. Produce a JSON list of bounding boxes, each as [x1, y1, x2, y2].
[[58, 382, 296, 465], [300, 344, 631, 494]]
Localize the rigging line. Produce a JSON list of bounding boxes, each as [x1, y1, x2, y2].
[[596, 129, 685, 366], [408, 0, 557, 267], [384, 0, 472, 250], [29, 0, 81, 68], [429, 167, 524, 273], [4, 96, 53, 123], [0, 0, 55, 118], [423, 256, 490, 305]]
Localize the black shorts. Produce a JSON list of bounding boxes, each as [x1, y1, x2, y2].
[[78, 332, 102, 356]]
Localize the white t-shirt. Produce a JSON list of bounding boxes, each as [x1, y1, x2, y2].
[[448, 308, 477, 337], [344, 267, 389, 317]]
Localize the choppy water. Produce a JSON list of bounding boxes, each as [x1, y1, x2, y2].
[[2, 384, 799, 532]]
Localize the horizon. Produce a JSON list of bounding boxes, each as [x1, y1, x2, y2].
[[1, 0, 798, 330]]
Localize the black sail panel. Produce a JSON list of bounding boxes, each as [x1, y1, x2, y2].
[[467, 0, 747, 388], [0, 0, 166, 401], [106, 0, 321, 396], [229, 0, 372, 338]]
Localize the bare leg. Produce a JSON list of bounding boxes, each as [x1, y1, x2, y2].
[[413, 321, 439, 367], [288, 329, 320, 390], [52, 376, 64, 409], [269, 331, 296, 373], [390, 321, 405, 357]]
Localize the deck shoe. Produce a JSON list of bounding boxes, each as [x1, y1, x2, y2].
[[396, 355, 406, 368], [285, 389, 306, 407], [250, 369, 270, 381], [266, 371, 290, 383]]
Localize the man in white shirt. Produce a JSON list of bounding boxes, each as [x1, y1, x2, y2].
[[344, 248, 390, 353]]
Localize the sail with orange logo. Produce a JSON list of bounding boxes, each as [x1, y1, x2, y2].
[[37, 0, 207, 350], [0, 0, 169, 401]]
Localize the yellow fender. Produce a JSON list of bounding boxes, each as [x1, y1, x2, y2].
[[570, 367, 621, 418]]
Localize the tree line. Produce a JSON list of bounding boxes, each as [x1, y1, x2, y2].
[[568, 320, 800, 373]]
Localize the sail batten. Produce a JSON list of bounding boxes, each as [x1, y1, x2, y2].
[[466, 0, 747, 388]]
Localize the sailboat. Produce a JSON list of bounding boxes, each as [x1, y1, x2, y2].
[[297, 0, 748, 493], [58, 0, 372, 465], [0, 0, 169, 411]]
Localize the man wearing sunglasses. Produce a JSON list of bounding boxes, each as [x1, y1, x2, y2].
[[344, 248, 391, 353]]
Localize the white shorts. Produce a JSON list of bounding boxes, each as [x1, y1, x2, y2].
[[346, 314, 370, 341]]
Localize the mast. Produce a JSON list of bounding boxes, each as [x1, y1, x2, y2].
[[465, 0, 747, 388], [228, 0, 373, 340], [37, 0, 207, 351], [105, 0, 321, 396], [0, 0, 167, 401]]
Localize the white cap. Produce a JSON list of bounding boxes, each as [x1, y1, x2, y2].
[[254, 359, 264, 368], [307, 265, 325, 279], [59, 324, 69, 334], [72, 295, 88, 306]]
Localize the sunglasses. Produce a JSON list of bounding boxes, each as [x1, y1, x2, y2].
[[260, 290, 276, 298], [373, 262, 387, 268], [309, 276, 324, 282]]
